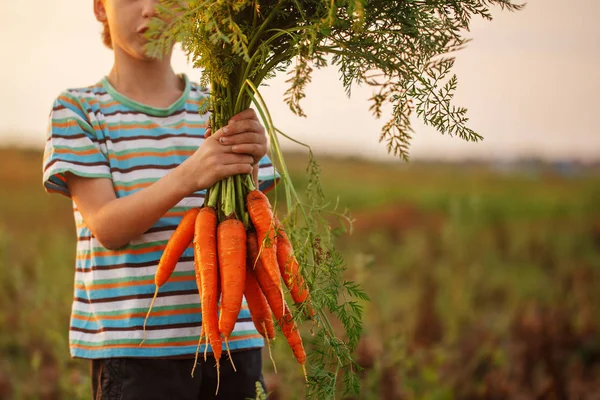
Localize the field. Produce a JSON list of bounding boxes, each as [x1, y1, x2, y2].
[[1, 147, 599, 399]]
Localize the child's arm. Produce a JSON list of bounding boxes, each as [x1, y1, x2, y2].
[[66, 114, 265, 250]]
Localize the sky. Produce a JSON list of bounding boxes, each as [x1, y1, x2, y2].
[[0, 0, 599, 162]]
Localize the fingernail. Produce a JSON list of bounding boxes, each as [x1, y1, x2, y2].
[[222, 126, 229, 134], [219, 137, 226, 144]]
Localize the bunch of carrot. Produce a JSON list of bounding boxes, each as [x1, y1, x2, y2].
[[142, 173, 312, 393]]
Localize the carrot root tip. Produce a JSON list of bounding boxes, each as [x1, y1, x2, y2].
[[191, 330, 204, 377], [141, 285, 159, 346], [224, 338, 237, 372], [203, 335, 209, 362], [215, 361, 221, 395], [264, 325, 277, 374]]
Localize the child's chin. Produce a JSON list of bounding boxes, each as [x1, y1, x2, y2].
[[132, 49, 161, 62]]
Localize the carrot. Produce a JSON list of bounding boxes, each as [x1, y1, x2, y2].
[[195, 206, 222, 392], [274, 217, 314, 317], [192, 248, 203, 377], [247, 230, 285, 321], [217, 218, 246, 370], [244, 263, 277, 372], [247, 191, 279, 307], [142, 207, 199, 343], [249, 224, 307, 379], [279, 303, 308, 380], [244, 265, 275, 340]]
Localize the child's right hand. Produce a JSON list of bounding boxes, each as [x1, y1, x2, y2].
[[179, 128, 255, 194]]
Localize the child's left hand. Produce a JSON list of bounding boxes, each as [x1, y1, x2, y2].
[[205, 109, 267, 165]]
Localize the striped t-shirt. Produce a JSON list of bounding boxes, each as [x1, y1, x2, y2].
[[42, 73, 278, 359]]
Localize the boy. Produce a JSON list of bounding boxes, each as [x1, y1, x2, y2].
[[42, 0, 277, 398]]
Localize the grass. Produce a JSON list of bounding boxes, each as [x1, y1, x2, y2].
[[1, 147, 599, 399]]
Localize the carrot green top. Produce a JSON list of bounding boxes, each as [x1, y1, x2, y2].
[[42, 74, 279, 359]]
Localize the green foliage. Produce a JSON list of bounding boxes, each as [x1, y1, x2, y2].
[[143, 1, 525, 397], [148, 0, 525, 159]]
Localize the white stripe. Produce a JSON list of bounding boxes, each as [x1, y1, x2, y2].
[[71, 326, 199, 343], [44, 161, 109, 181], [72, 294, 200, 314], [74, 259, 195, 281], [70, 321, 256, 344], [48, 135, 99, 149], [106, 136, 204, 152], [101, 110, 206, 125], [52, 107, 89, 123], [258, 165, 277, 180]]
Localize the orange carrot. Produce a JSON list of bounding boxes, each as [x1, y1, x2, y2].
[[192, 248, 203, 376], [247, 190, 279, 289], [245, 262, 278, 372], [142, 207, 199, 342], [244, 265, 275, 340], [249, 225, 307, 378], [195, 207, 222, 391], [217, 218, 246, 370], [274, 217, 314, 317], [279, 303, 308, 380], [247, 230, 285, 321]]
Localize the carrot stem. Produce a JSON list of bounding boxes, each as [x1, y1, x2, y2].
[[236, 175, 249, 228], [228, 176, 236, 217], [245, 173, 256, 192], [207, 181, 220, 208]]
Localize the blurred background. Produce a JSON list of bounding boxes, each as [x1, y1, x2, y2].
[[1, 0, 599, 399]]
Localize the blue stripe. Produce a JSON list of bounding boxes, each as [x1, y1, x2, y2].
[[75, 280, 198, 300], [79, 246, 195, 266], [71, 313, 201, 330], [70, 338, 264, 359], [46, 150, 108, 165]]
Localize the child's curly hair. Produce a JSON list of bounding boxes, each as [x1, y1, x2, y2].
[[102, 20, 112, 49]]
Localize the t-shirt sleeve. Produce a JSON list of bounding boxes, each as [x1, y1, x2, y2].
[[42, 92, 112, 198], [256, 154, 280, 193]]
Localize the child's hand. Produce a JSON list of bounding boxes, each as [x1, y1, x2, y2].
[[209, 109, 268, 165], [181, 131, 254, 194], [181, 109, 267, 193]]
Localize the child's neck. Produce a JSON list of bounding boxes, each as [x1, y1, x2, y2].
[[108, 47, 185, 109]]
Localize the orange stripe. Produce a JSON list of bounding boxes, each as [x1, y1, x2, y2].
[[114, 181, 154, 192], [101, 100, 119, 109], [72, 307, 202, 322], [75, 275, 194, 291], [105, 121, 206, 131], [108, 149, 194, 161], [76, 244, 169, 260], [58, 95, 81, 109], [72, 305, 249, 322], [53, 147, 98, 157], [53, 120, 79, 129]]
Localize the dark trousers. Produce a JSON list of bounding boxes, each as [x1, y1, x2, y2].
[[91, 349, 265, 400]]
